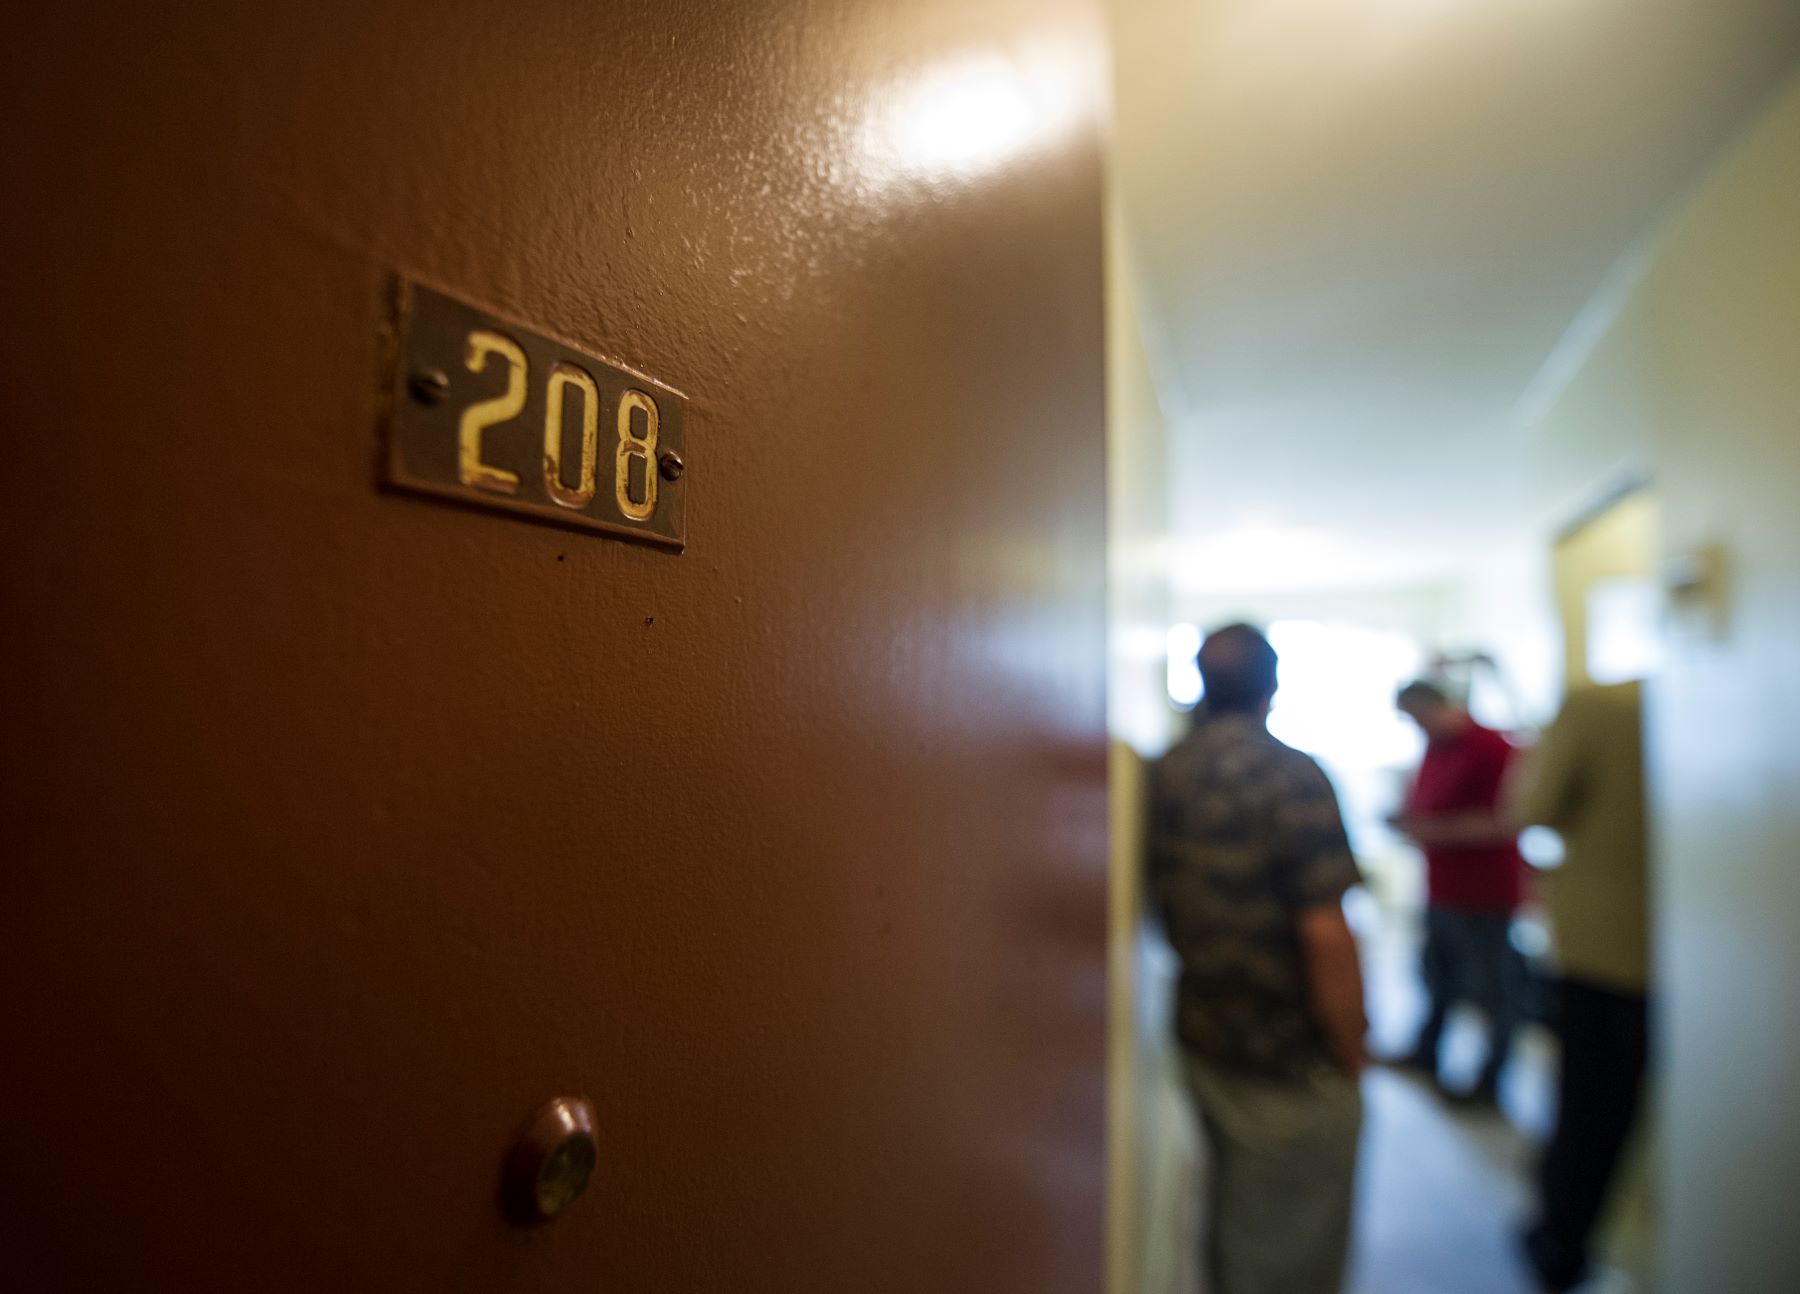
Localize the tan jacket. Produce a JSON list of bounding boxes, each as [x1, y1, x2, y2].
[[1510, 681, 1651, 993]]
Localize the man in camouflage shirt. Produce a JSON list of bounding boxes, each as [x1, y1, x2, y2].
[[1150, 623, 1368, 1294]]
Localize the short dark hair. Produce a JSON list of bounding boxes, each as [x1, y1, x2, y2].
[[1396, 679, 1451, 710], [1198, 623, 1279, 713]]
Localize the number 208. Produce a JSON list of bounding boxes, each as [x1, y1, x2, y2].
[[457, 328, 662, 521]]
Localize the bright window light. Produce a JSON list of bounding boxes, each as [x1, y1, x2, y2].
[[1269, 620, 1425, 853], [1166, 623, 1202, 708], [1266, 620, 1423, 770]]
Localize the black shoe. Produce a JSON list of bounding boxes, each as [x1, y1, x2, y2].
[[1442, 1075, 1501, 1110], [1519, 1222, 1588, 1293], [1377, 1042, 1438, 1077]]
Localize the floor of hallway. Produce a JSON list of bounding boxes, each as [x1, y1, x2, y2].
[[1348, 1017, 1647, 1294], [1349, 1066, 1541, 1294], [1349, 892, 1552, 1294]]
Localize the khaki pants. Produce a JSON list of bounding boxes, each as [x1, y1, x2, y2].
[[1184, 1058, 1362, 1294]]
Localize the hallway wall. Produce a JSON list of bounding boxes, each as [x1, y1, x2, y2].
[[1104, 191, 1186, 1294], [1533, 68, 1800, 1290], [1439, 543, 1563, 733], [1106, 196, 1177, 759]]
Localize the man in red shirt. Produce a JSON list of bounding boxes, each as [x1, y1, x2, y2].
[[1390, 679, 1526, 1105]]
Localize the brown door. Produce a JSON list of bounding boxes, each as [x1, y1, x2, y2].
[[0, 2, 1108, 1288]]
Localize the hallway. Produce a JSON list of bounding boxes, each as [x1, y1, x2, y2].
[[1351, 890, 1650, 1294], [1351, 1069, 1537, 1294], [1138, 904, 1563, 1294], [1136, 809, 1657, 1294], [1112, 8, 1800, 1284], [1349, 897, 1551, 1294]]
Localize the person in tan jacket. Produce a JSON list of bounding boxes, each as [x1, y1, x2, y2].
[[1508, 680, 1651, 1293]]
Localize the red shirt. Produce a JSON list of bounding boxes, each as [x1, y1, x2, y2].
[[1406, 722, 1525, 912]]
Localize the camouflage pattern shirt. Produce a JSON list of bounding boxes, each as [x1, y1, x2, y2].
[[1149, 711, 1362, 1079]]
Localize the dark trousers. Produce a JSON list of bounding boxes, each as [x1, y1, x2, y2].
[[1529, 977, 1650, 1288], [1417, 906, 1521, 1083]]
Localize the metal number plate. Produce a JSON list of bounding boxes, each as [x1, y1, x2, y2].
[[383, 279, 686, 550]]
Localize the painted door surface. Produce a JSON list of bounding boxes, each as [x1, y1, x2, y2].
[[0, 2, 1108, 1288]]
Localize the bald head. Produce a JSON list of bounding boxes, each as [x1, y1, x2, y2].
[[1198, 623, 1279, 714]]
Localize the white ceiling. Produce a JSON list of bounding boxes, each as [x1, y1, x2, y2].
[[1113, 0, 1800, 592]]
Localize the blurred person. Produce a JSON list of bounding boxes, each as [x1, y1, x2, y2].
[[1509, 681, 1651, 1293], [1149, 624, 1367, 1294], [1389, 679, 1526, 1104]]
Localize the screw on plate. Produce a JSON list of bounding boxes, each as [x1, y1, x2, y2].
[[658, 450, 685, 482], [408, 368, 451, 405]]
